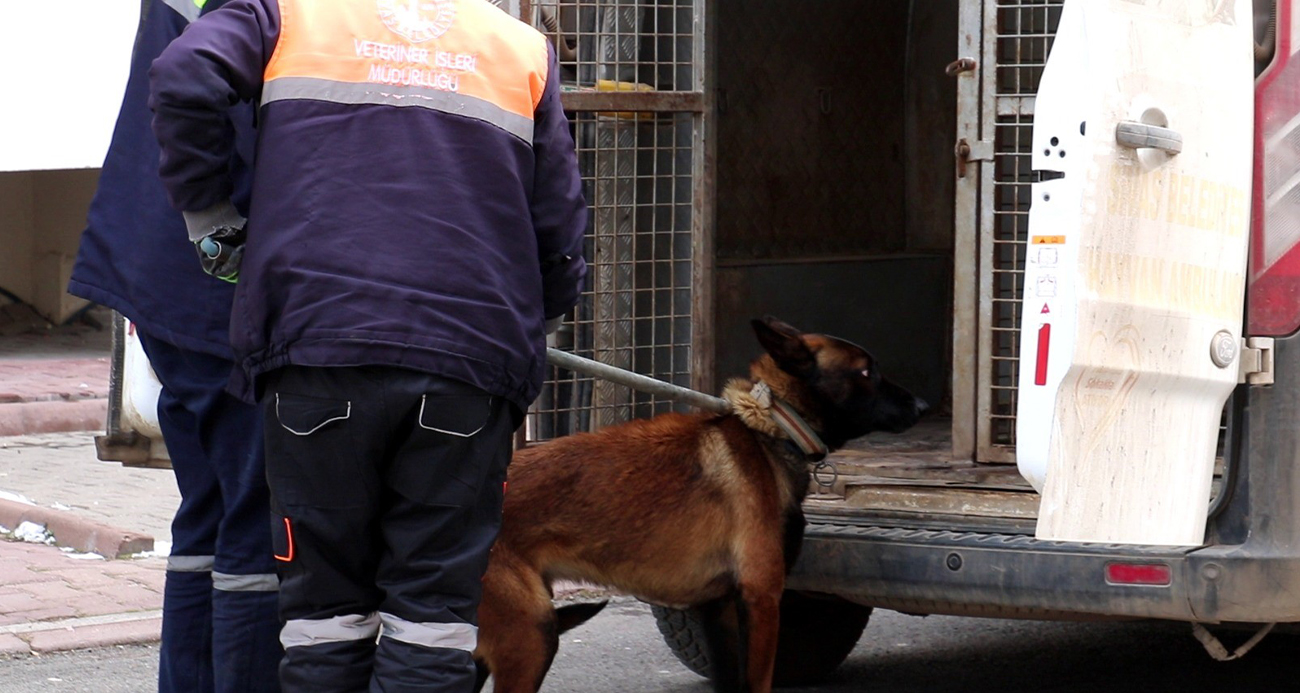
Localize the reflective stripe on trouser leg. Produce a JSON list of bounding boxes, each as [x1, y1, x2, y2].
[[375, 613, 478, 690], [168, 555, 216, 572], [379, 613, 477, 651], [280, 613, 381, 650], [213, 572, 279, 592], [278, 614, 380, 693]]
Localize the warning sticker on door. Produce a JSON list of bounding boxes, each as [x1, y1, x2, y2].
[[1036, 275, 1058, 297]]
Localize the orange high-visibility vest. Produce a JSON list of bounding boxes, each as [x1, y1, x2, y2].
[[263, 0, 550, 142]]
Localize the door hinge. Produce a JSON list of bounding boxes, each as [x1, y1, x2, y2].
[[1239, 337, 1275, 386], [955, 138, 994, 178]]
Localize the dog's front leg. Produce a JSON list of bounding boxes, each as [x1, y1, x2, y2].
[[695, 594, 746, 692]]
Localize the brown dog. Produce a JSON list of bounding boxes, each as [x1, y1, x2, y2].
[[474, 317, 927, 692]]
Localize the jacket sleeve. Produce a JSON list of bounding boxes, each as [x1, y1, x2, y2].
[[149, 0, 281, 214], [530, 42, 589, 321]]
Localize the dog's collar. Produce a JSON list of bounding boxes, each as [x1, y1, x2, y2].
[[748, 382, 828, 462]]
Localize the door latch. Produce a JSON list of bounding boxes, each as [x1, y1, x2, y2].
[[1239, 337, 1275, 386], [945, 57, 977, 76], [955, 138, 993, 178]]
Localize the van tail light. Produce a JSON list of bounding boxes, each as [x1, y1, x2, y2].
[[1105, 562, 1172, 586], [1250, 0, 1300, 335]]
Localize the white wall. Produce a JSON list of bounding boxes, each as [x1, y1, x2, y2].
[[0, 0, 139, 172], [0, 1, 137, 322]]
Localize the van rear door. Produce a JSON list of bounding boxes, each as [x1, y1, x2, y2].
[[1015, 0, 1254, 546]]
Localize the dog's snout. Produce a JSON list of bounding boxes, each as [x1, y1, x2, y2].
[[915, 398, 930, 417]]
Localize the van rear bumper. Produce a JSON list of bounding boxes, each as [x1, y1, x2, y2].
[[786, 521, 1300, 623]]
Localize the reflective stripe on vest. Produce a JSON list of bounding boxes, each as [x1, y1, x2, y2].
[[379, 612, 477, 652], [264, 0, 549, 142], [262, 76, 534, 142], [281, 612, 381, 649], [160, 0, 204, 23], [212, 571, 280, 592], [167, 555, 215, 572]]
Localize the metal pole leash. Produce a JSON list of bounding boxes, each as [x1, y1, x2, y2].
[[545, 348, 732, 414]]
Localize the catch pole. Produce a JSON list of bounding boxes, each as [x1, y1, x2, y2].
[[545, 348, 731, 414]]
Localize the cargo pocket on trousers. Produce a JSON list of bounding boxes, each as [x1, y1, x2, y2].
[[391, 394, 498, 508], [265, 392, 360, 509]]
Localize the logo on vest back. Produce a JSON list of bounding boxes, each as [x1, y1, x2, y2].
[[378, 0, 457, 43]]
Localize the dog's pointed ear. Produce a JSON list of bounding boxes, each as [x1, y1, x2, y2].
[[752, 317, 815, 374]]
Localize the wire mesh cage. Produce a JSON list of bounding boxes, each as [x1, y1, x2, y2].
[[979, 0, 1063, 459], [521, 0, 706, 443]]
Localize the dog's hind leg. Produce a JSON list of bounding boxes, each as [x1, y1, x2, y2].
[[481, 610, 559, 693], [477, 561, 561, 693]]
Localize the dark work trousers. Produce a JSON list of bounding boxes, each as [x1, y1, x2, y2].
[[137, 331, 283, 693], [261, 365, 514, 693]]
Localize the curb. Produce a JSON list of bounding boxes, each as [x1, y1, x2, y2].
[[0, 399, 107, 437], [0, 612, 163, 656], [0, 499, 153, 558]]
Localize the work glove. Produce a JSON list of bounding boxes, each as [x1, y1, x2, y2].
[[183, 200, 247, 284], [196, 225, 246, 284]]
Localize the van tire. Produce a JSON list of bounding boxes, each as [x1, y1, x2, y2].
[[651, 591, 872, 687]]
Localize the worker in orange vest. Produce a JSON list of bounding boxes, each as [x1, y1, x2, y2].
[[149, 0, 588, 690]]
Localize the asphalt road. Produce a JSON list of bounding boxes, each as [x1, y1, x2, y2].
[[2, 597, 1295, 692]]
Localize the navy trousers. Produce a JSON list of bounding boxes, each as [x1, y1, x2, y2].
[[261, 365, 514, 693], [138, 331, 283, 693]]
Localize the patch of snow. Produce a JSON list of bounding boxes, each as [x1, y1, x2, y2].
[[132, 540, 172, 559], [12, 520, 55, 544], [51, 502, 72, 511], [0, 490, 36, 506]]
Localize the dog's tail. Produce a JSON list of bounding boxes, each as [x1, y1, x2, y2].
[[557, 600, 608, 634]]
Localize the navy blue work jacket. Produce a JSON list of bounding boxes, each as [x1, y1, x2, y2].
[[69, 0, 256, 359]]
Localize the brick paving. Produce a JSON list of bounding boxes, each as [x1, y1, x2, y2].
[[0, 307, 111, 436], [0, 541, 165, 654], [0, 360, 109, 404]]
